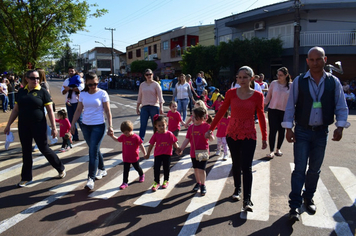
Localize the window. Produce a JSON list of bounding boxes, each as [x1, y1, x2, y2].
[[136, 49, 141, 57], [163, 41, 169, 50], [97, 60, 111, 68], [218, 34, 232, 43], [268, 23, 294, 48], [153, 44, 157, 53], [128, 51, 132, 59], [190, 38, 196, 46], [148, 46, 152, 54], [242, 31, 255, 40]]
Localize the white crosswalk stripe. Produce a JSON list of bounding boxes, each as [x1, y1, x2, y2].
[[289, 163, 353, 235], [0, 138, 354, 235]]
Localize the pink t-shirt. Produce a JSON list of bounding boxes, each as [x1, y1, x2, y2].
[[216, 116, 230, 137], [167, 110, 182, 132], [55, 118, 71, 137], [118, 133, 143, 163], [211, 100, 223, 111], [149, 131, 178, 156], [264, 80, 292, 111], [186, 123, 212, 158]]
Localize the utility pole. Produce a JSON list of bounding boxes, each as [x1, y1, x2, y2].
[[105, 27, 116, 75], [73, 44, 81, 71], [293, 0, 301, 78]]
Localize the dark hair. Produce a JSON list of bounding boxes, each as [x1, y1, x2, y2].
[[224, 110, 230, 118], [120, 120, 133, 132], [68, 66, 75, 71], [217, 94, 223, 100], [153, 115, 167, 133], [25, 70, 38, 78], [169, 101, 177, 107], [214, 88, 220, 93], [83, 72, 98, 92], [206, 115, 213, 124], [57, 109, 67, 119], [192, 107, 207, 121], [277, 67, 291, 90]]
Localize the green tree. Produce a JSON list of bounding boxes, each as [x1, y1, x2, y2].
[[130, 60, 158, 74], [54, 43, 78, 74], [0, 0, 107, 73], [180, 45, 221, 83]]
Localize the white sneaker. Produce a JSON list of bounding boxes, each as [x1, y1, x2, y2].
[[255, 119, 259, 124], [85, 178, 94, 190], [223, 154, 228, 161], [95, 169, 107, 180], [216, 150, 221, 156]]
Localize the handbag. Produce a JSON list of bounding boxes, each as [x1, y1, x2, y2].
[[192, 126, 209, 162]]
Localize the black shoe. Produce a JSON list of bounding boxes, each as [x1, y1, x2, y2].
[[289, 208, 300, 221], [242, 200, 253, 212], [304, 198, 316, 214], [200, 184, 207, 196], [192, 182, 200, 192]]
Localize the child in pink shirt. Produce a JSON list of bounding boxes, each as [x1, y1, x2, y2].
[[215, 110, 230, 160], [178, 107, 214, 196], [55, 109, 72, 152], [167, 101, 185, 138], [145, 115, 179, 191], [211, 95, 224, 114], [109, 120, 147, 190]]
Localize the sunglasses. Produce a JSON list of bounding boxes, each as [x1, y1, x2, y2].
[[87, 83, 98, 87], [28, 77, 40, 81], [145, 73, 152, 76]]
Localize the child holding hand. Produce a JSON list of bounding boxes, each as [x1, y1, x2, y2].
[[55, 109, 72, 152], [215, 110, 230, 160], [167, 101, 185, 138], [109, 120, 146, 189], [177, 107, 214, 196], [145, 115, 180, 191]]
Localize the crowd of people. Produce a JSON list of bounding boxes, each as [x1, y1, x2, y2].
[[2, 46, 350, 221]]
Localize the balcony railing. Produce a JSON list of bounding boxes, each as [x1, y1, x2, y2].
[[281, 30, 356, 48]]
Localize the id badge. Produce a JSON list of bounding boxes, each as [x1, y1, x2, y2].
[[313, 101, 322, 108]]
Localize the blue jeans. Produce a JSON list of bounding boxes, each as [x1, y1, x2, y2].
[[66, 102, 82, 140], [1, 94, 8, 112], [81, 123, 106, 180], [139, 105, 159, 141], [289, 124, 328, 209], [177, 98, 189, 121]]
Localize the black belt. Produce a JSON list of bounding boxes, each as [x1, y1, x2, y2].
[[302, 125, 327, 131]]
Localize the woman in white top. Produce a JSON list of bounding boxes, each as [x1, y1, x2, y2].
[[71, 72, 113, 190], [264, 67, 292, 158], [136, 68, 165, 141], [173, 73, 195, 121], [0, 77, 9, 112]]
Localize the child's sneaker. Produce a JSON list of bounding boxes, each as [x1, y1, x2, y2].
[[223, 154, 229, 161], [139, 174, 145, 183], [200, 184, 207, 196], [120, 183, 128, 189], [151, 182, 160, 192], [215, 150, 221, 156], [192, 182, 201, 192], [162, 180, 169, 189], [59, 148, 66, 152]]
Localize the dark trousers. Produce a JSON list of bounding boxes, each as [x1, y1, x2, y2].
[[154, 154, 171, 184], [8, 92, 15, 109], [267, 108, 286, 152], [123, 161, 143, 183], [66, 102, 82, 140], [61, 137, 71, 148], [227, 137, 256, 202], [18, 120, 64, 181]]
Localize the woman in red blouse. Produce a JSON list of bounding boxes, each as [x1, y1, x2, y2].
[[206, 66, 267, 212]]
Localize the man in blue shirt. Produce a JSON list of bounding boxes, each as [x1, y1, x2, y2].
[[282, 46, 349, 221]]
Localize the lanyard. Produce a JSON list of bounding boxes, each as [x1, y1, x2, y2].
[[311, 79, 323, 102]]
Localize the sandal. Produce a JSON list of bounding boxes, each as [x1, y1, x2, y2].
[[266, 152, 274, 158], [275, 150, 283, 156]]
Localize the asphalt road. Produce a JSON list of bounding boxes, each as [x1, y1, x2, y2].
[[0, 78, 355, 236]]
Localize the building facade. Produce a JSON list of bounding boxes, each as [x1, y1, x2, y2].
[[215, 0, 356, 80]]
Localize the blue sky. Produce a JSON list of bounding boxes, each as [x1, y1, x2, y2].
[[70, 0, 285, 54]]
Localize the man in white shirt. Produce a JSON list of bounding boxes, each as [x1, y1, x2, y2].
[[61, 68, 84, 141]]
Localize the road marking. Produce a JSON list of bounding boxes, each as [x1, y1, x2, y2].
[[0, 148, 113, 234], [110, 103, 118, 108], [0, 141, 86, 183], [289, 164, 353, 235], [330, 166, 356, 205], [179, 156, 231, 236], [0, 142, 20, 151], [144, 130, 187, 136], [240, 160, 270, 221], [134, 155, 192, 207], [89, 155, 154, 199]]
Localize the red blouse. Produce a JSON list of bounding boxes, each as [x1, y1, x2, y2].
[[210, 88, 267, 141]]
